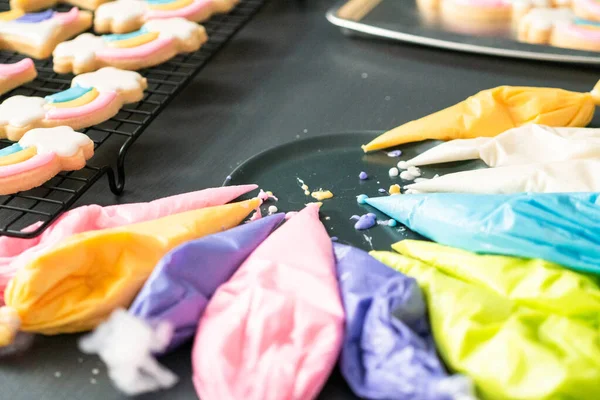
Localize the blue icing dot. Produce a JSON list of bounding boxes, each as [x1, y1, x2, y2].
[[356, 194, 369, 204], [146, 0, 177, 4], [45, 84, 92, 104], [388, 219, 397, 227], [102, 27, 148, 42], [14, 10, 54, 23], [0, 143, 24, 157], [574, 17, 600, 27]]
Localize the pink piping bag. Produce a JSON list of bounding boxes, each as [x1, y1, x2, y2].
[[0, 185, 257, 298], [192, 204, 345, 400], [78, 214, 285, 396]]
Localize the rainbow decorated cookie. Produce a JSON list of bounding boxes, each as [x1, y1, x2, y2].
[[53, 18, 208, 75], [518, 8, 600, 51], [0, 8, 92, 59], [0, 67, 147, 141], [95, 0, 238, 34], [0, 126, 94, 195], [0, 59, 37, 96]]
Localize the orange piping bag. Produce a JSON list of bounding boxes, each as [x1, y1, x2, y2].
[[0, 197, 260, 345], [0, 185, 258, 299], [363, 81, 600, 152]]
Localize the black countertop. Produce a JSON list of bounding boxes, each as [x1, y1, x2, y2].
[[1, 0, 599, 399]]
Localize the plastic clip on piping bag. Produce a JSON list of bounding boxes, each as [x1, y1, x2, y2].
[[0, 197, 261, 346], [405, 159, 600, 194], [406, 124, 600, 167], [365, 192, 600, 274], [333, 243, 476, 400], [362, 81, 600, 152], [77, 214, 285, 396], [371, 240, 600, 400], [0, 185, 258, 298], [192, 204, 344, 400]]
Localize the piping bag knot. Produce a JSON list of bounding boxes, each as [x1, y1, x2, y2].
[[0, 306, 20, 347]]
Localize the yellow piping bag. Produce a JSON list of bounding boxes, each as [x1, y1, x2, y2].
[[0, 197, 260, 345], [371, 240, 600, 400], [363, 81, 600, 152]]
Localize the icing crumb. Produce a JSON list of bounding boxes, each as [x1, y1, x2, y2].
[[331, 236, 338, 241], [389, 184, 401, 195], [54, 371, 62, 378], [378, 188, 387, 194], [361, 72, 368, 79], [356, 194, 368, 204], [387, 150, 402, 157], [385, 96, 391, 101], [388, 167, 399, 177], [363, 234, 374, 249], [325, 216, 331, 220], [388, 219, 397, 227], [249, 207, 262, 221], [78, 357, 84, 363], [359, 171, 368, 180], [304, 190, 310, 196], [90, 378, 97, 384], [311, 190, 333, 201], [91, 368, 99, 375], [397, 161, 410, 169], [303, 129, 308, 133], [268, 205, 278, 214]]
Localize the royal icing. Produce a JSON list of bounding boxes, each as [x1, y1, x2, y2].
[[46, 92, 117, 120], [53, 33, 107, 65], [146, 2, 212, 19], [562, 20, 600, 39], [103, 27, 150, 42], [143, 18, 200, 40], [14, 10, 54, 23], [0, 152, 54, 179], [0, 10, 24, 22], [521, 7, 575, 29], [97, 37, 171, 60], [46, 88, 99, 109], [575, 0, 600, 15], [0, 146, 36, 167], [45, 85, 92, 104], [105, 31, 160, 48], [0, 8, 81, 47], [95, 0, 147, 25], [19, 127, 92, 157], [0, 59, 34, 78], [0, 143, 23, 157], [72, 68, 146, 93], [0, 96, 46, 127], [450, 0, 511, 8], [148, 0, 193, 11]]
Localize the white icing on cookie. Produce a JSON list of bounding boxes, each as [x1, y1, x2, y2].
[[0, 96, 46, 128], [72, 67, 145, 93], [19, 127, 92, 157], [95, 0, 148, 25], [0, 19, 60, 47], [53, 33, 107, 65], [521, 7, 574, 29], [144, 18, 200, 40]]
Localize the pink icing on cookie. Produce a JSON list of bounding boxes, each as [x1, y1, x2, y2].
[[450, 0, 511, 8], [575, 0, 600, 16], [146, 0, 213, 19], [45, 92, 117, 120], [561, 22, 600, 40], [96, 37, 172, 60], [0, 153, 54, 178], [53, 7, 79, 25], [0, 59, 34, 77]]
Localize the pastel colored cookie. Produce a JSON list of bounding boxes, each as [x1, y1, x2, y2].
[[53, 18, 208, 75], [418, 0, 513, 21], [0, 126, 94, 195], [573, 0, 600, 22], [0, 8, 92, 59], [94, 0, 239, 34], [0, 67, 147, 141], [518, 8, 600, 51], [0, 59, 37, 96], [10, 0, 110, 12]]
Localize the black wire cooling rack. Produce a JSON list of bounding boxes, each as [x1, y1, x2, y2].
[[0, 0, 264, 238]]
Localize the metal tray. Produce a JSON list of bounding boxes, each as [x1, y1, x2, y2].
[[225, 132, 484, 252], [326, 0, 600, 65]]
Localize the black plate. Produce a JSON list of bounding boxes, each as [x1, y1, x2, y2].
[[226, 132, 484, 252]]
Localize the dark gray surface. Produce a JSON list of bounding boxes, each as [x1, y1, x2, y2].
[[1, 0, 600, 399]]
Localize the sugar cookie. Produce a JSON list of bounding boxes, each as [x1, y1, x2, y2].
[[0, 67, 147, 141], [0, 8, 92, 59], [0, 59, 37, 96], [53, 18, 208, 74], [0, 126, 94, 195], [573, 0, 600, 22], [518, 8, 600, 51], [94, 0, 238, 34], [10, 0, 110, 12]]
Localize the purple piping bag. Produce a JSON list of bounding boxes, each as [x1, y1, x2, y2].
[[333, 243, 476, 400], [78, 214, 285, 396]]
